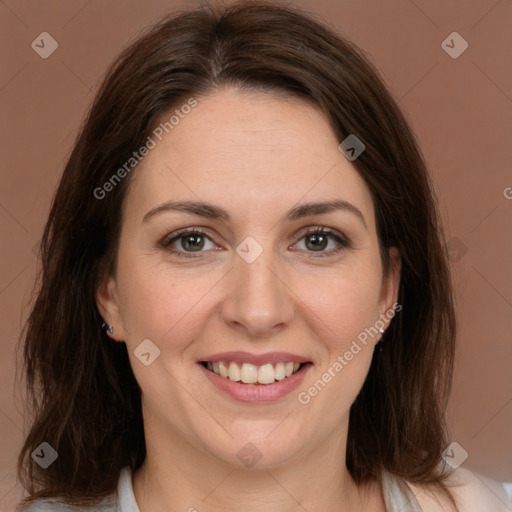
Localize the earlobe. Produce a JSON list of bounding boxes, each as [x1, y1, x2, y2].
[[95, 274, 125, 341], [380, 246, 401, 320]]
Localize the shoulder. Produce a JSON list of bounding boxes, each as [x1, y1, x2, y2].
[[407, 467, 512, 512], [14, 466, 132, 512], [15, 493, 117, 512]]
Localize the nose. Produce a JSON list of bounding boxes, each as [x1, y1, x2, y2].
[[221, 248, 294, 338]]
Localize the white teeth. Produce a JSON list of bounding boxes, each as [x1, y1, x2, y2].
[[274, 362, 286, 380], [218, 361, 229, 378], [240, 363, 258, 384], [228, 361, 241, 382], [258, 364, 276, 384], [205, 361, 303, 385]]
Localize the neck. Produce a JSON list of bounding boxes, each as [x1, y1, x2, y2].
[[132, 418, 383, 512]]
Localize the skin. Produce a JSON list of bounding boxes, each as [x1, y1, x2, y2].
[[96, 87, 401, 512]]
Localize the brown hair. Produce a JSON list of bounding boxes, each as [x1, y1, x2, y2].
[[16, 1, 458, 509]]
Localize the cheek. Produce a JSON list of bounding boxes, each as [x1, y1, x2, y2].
[[298, 263, 383, 348], [115, 252, 219, 346], [296, 272, 381, 413]]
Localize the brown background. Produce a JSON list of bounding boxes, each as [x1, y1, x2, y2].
[[0, 0, 511, 509]]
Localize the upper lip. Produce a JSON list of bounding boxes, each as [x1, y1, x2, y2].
[[198, 351, 311, 366]]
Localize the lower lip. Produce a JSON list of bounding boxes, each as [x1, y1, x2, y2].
[[198, 363, 312, 403]]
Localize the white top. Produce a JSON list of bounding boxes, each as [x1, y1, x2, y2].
[[15, 466, 512, 511]]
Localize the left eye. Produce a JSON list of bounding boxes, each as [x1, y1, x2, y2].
[[293, 227, 350, 256]]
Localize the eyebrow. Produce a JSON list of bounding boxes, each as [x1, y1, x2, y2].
[[142, 199, 367, 229]]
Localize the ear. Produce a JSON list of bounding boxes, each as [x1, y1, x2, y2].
[[95, 273, 126, 342], [378, 246, 401, 325]]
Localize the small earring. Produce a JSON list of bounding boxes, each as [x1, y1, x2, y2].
[[102, 323, 114, 335], [379, 328, 385, 334]]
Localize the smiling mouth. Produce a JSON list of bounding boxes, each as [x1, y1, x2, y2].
[[200, 361, 307, 385]]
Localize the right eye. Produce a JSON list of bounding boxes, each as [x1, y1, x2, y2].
[[161, 228, 219, 258]]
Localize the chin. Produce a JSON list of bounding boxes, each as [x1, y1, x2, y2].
[[203, 430, 306, 471]]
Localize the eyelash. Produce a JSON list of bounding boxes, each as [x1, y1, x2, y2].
[[161, 226, 351, 259]]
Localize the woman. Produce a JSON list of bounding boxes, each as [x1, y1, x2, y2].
[[15, 1, 512, 511]]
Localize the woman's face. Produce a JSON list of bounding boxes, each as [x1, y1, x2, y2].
[[97, 87, 400, 469]]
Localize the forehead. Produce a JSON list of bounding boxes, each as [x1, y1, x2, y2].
[[124, 88, 375, 229]]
